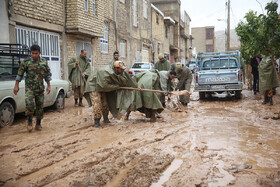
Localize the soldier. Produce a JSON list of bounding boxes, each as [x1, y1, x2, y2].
[[85, 61, 139, 128], [13, 44, 52, 132], [173, 62, 192, 106], [68, 49, 91, 107], [108, 51, 119, 66], [154, 53, 171, 71], [158, 70, 176, 107]]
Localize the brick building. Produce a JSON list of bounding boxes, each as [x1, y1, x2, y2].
[[1, 0, 192, 79], [191, 26, 215, 54]]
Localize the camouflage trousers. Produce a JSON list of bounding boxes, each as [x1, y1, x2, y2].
[[89, 92, 109, 119], [74, 86, 85, 99], [25, 87, 44, 119]]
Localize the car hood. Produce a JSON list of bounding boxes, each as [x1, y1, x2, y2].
[[0, 79, 69, 91]]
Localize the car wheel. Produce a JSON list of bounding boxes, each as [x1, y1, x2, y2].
[[0, 102, 15, 127], [235, 90, 242, 99], [199, 92, 206, 100], [54, 92, 65, 110]]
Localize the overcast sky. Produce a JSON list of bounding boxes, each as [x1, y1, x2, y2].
[[181, 0, 280, 32]]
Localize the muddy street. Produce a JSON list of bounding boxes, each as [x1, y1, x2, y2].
[[0, 89, 280, 187]]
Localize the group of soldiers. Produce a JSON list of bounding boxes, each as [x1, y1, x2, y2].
[[68, 50, 193, 128], [14, 44, 193, 132]]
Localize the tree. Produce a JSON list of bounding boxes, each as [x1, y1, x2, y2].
[[236, 1, 280, 63]]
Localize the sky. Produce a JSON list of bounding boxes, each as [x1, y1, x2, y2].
[[181, 0, 280, 32]]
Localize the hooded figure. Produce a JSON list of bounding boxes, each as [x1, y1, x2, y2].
[[259, 55, 279, 105], [68, 49, 91, 107], [154, 53, 171, 71]]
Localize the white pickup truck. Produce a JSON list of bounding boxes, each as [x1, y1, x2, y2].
[[194, 51, 243, 99]]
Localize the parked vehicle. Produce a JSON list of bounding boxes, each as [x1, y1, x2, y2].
[[188, 61, 197, 73], [128, 62, 154, 76], [194, 51, 243, 99], [0, 43, 70, 126]]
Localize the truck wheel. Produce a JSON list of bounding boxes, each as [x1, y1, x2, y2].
[[53, 92, 65, 110], [0, 102, 15, 127], [235, 90, 242, 99], [199, 92, 206, 100]]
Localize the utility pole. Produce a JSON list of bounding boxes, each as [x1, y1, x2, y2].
[[227, 0, 230, 51]]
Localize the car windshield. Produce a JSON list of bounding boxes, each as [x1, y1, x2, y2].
[[132, 63, 150, 69], [202, 59, 237, 70], [189, 61, 196, 65]]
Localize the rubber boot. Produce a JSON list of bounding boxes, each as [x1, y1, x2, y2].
[[94, 118, 101, 128], [103, 116, 111, 123], [27, 116, 33, 132], [150, 110, 156, 122], [125, 111, 131, 120], [79, 98, 84, 107], [74, 99, 79, 107], [35, 119, 42, 131], [269, 97, 273, 105], [262, 97, 269, 105]]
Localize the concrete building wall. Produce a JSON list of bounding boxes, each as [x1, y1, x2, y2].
[[192, 26, 215, 53], [192, 27, 205, 53], [150, 0, 181, 22], [0, 0, 10, 43]]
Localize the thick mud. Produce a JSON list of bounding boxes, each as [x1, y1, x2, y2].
[[0, 89, 280, 187]]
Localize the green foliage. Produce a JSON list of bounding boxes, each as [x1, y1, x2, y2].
[[235, 1, 280, 63]]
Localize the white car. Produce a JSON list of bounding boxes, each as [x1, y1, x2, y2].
[[0, 43, 70, 126], [128, 62, 154, 76]]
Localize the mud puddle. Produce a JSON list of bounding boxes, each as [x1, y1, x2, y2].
[[0, 91, 280, 186]]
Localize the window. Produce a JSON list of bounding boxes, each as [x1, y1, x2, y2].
[[165, 25, 168, 38], [143, 0, 147, 19], [133, 0, 137, 27], [16, 26, 61, 79], [120, 40, 126, 57], [120, 0, 125, 3], [92, 0, 96, 15], [206, 44, 214, 52], [100, 26, 108, 53], [156, 14, 159, 24], [206, 28, 214, 40], [85, 0, 88, 11]]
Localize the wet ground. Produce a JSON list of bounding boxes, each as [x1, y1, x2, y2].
[[0, 89, 280, 187]]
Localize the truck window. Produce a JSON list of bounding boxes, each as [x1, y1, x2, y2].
[[202, 59, 237, 70]]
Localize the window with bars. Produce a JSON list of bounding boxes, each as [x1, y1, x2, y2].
[[92, 0, 96, 15], [15, 26, 59, 58], [120, 40, 126, 57], [100, 26, 108, 53], [143, 0, 147, 19]]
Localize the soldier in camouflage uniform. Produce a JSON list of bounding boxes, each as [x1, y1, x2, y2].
[[14, 44, 52, 132]]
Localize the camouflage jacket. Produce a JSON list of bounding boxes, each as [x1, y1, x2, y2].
[[16, 57, 52, 91]]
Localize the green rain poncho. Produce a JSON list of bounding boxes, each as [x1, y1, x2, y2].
[[68, 56, 91, 91], [259, 55, 279, 94], [130, 70, 164, 116], [85, 65, 138, 117]]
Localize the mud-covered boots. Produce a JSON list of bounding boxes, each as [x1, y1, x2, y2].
[[103, 116, 111, 123], [27, 116, 33, 132], [79, 98, 84, 107], [94, 118, 101, 128], [35, 119, 42, 131], [268, 97, 273, 105], [74, 99, 79, 107], [262, 97, 269, 105]]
